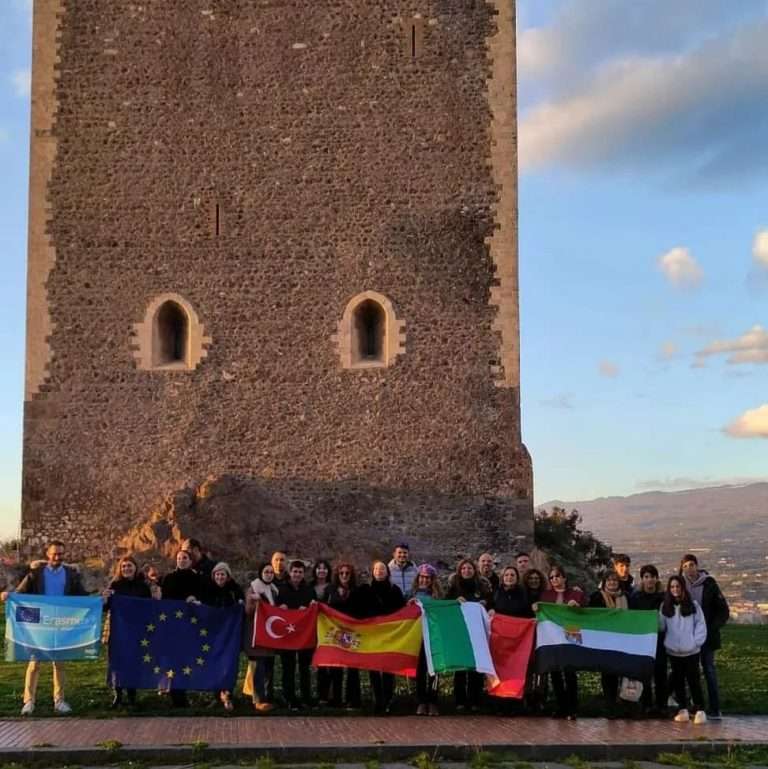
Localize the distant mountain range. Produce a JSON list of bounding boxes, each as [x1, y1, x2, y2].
[[538, 482, 768, 561]]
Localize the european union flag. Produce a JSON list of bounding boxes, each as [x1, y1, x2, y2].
[[107, 594, 242, 691], [5, 595, 102, 662]]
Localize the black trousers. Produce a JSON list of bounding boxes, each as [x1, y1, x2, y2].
[[669, 653, 704, 712], [329, 667, 361, 707], [454, 670, 484, 708], [416, 646, 438, 705], [280, 649, 313, 706], [601, 673, 619, 707], [368, 671, 394, 710], [641, 642, 668, 710], [550, 670, 578, 716]]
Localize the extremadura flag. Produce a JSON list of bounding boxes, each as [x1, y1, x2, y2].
[[108, 595, 242, 691], [5, 594, 102, 662], [313, 603, 422, 676], [535, 603, 657, 678]]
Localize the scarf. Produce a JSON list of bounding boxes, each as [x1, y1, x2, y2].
[[601, 589, 628, 609]]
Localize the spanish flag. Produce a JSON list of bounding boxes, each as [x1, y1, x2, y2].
[[313, 603, 422, 677]]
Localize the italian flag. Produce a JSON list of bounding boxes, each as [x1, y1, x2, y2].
[[418, 599, 496, 677], [536, 603, 658, 679]]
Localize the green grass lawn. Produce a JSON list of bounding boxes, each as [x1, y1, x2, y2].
[[0, 620, 765, 718]]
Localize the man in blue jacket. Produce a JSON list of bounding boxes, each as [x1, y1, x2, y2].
[[1, 540, 87, 715]]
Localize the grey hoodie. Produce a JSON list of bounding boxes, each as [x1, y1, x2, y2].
[[659, 600, 707, 657]]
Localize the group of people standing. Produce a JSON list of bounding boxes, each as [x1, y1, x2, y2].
[[2, 540, 729, 724]]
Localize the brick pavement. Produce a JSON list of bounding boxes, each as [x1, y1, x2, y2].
[[0, 715, 766, 763]]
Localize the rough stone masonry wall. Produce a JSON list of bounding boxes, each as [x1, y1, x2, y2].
[[22, 0, 533, 564]]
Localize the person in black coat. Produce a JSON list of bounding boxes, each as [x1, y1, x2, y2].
[[104, 555, 154, 708], [630, 564, 667, 715], [276, 561, 316, 710], [356, 561, 405, 714], [325, 562, 363, 709], [201, 562, 244, 711], [680, 553, 729, 719], [159, 549, 202, 706], [160, 550, 203, 602], [446, 559, 491, 712], [491, 566, 530, 618], [311, 559, 334, 705]]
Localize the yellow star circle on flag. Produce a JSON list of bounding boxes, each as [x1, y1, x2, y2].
[[202, 643, 211, 652], [183, 666, 192, 676], [200, 628, 208, 637], [190, 617, 198, 624], [196, 657, 205, 666], [143, 654, 152, 663], [146, 623, 155, 632], [175, 610, 184, 619], [153, 666, 161, 674], [158, 613, 167, 621], [140, 638, 150, 647], [166, 669, 175, 679]]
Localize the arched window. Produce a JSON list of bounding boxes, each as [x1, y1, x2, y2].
[[353, 299, 386, 364], [154, 301, 188, 367], [132, 293, 211, 372], [333, 291, 406, 370]]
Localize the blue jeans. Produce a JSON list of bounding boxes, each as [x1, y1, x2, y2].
[[701, 646, 720, 714]]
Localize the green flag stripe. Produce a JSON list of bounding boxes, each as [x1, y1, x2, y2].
[[536, 603, 657, 635], [424, 600, 475, 670]]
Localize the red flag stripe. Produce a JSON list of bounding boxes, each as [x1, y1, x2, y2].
[[488, 614, 536, 699]]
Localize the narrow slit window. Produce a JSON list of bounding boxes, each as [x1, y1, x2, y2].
[[353, 300, 385, 363], [215, 204, 220, 237], [154, 301, 188, 366], [411, 25, 417, 57]]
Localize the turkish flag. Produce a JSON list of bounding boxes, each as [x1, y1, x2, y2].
[[487, 614, 536, 699], [254, 603, 318, 650]]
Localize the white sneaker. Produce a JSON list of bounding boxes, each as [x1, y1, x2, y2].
[[693, 710, 708, 725], [673, 708, 690, 723], [20, 701, 34, 716], [53, 699, 72, 714]]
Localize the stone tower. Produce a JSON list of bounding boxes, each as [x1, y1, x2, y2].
[[23, 0, 532, 562]]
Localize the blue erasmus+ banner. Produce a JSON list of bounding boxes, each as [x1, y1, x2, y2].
[[107, 594, 243, 691], [5, 594, 103, 662]]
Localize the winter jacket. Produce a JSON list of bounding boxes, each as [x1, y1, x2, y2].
[[107, 576, 151, 605], [202, 578, 244, 608], [16, 564, 88, 596], [311, 581, 332, 604], [629, 590, 664, 612], [446, 574, 492, 605], [539, 588, 586, 606], [659, 601, 707, 657], [480, 571, 500, 592], [160, 568, 202, 601], [492, 585, 532, 617], [683, 570, 729, 651], [277, 580, 315, 610], [388, 559, 418, 599], [356, 580, 405, 618], [328, 584, 364, 618], [588, 590, 628, 610]]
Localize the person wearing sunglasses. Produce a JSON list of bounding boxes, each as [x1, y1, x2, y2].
[[326, 563, 362, 709], [534, 565, 585, 719]]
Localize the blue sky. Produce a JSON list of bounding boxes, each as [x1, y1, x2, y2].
[[0, 1, 767, 539]]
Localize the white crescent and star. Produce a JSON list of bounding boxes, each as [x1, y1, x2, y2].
[[265, 615, 297, 639]]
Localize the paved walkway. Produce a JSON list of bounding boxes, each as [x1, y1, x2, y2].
[[0, 715, 766, 762]]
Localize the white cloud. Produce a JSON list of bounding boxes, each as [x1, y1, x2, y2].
[[518, 18, 768, 182], [659, 341, 679, 361], [636, 475, 768, 491], [598, 360, 619, 378], [10, 69, 31, 98], [725, 404, 768, 438], [695, 325, 768, 365], [753, 229, 768, 269], [657, 247, 703, 289]]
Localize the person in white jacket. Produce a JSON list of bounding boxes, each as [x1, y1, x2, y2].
[[659, 575, 708, 724]]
